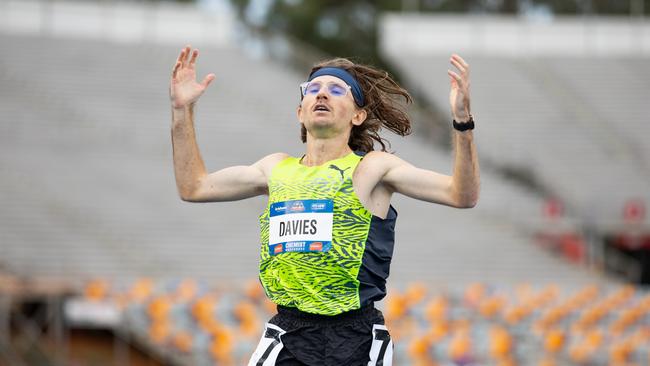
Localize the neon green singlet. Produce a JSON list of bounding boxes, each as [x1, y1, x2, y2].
[[259, 152, 397, 316]]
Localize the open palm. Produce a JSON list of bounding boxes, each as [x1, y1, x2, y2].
[[170, 46, 215, 109], [447, 54, 471, 121]]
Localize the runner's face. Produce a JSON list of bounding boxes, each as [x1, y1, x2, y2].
[[297, 75, 365, 138]]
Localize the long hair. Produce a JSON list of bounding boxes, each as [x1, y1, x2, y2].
[[300, 58, 412, 152]]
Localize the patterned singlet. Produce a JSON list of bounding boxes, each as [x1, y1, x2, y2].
[[258, 151, 397, 315]]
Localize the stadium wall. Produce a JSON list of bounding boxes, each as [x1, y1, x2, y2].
[[0, 0, 235, 46]]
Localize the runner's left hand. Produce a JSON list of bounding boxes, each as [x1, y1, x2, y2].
[[448, 54, 471, 122]]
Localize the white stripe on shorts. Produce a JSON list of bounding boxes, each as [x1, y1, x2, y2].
[[367, 324, 393, 366], [248, 323, 287, 366]]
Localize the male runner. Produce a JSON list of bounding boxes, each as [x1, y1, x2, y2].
[[170, 46, 479, 365]]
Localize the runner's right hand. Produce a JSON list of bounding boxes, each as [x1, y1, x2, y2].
[[170, 46, 215, 109]]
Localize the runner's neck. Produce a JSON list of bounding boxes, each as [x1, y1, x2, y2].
[[302, 139, 353, 167]]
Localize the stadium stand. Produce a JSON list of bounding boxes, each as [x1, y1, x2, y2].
[[381, 13, 650, 285], [73, 277, 650, 365], [380, 14, 650, 225], [2, 1, 645, 365], [0, 12, 606, 287]]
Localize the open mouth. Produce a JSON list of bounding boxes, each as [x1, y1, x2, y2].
[[313, 103, 331, 112]]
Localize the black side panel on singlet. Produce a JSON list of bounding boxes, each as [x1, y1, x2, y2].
[[357, 205, 397, 307]]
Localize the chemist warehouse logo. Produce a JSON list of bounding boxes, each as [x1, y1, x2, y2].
[[288, 201, 305, 213]]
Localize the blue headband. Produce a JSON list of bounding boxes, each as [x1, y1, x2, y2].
[[308, 67, 365, 107]]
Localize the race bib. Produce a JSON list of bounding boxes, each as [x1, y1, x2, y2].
[[268, 199, 333, 255]]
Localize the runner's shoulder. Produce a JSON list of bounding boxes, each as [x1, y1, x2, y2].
[[260, 152, 291, 163], [360, 150, 403, 170], [254, 152, 291, 176]]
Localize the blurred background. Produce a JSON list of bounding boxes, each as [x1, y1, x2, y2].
[[0, 0, 649, 364]]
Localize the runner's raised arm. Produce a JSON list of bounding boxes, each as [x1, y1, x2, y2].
[[169, 46, 286, 202]]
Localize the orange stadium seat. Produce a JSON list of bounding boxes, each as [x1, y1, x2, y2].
[[209, 325, 235, 365], [191, 294, 218, 327], [424, 295, 448, 323], [234, 300, 260, 338], [543, 328, 565, 354], [448, 328, 473, 364], [147, 295, 172, 321], [148, 320, 171, 345], [463, 283, 486, 307], [171, 330, 193, 353], [489, 325, 513, 360], [405, 282, 428, 307], [478, 295, 506, 319], [127, 278, 153, 303], [174, 278, 198, 303], [84, 278, 110, 302], [244, 278, 265, 301], [408, 334, 432, 360], [385, 290, 409, 320], [427, 321, 449, 343]]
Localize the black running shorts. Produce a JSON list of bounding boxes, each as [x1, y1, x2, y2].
[[248, 304, 393, 366]]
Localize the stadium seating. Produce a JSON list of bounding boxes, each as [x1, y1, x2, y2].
[[79, 277, 650, 365], [0, 30, 605, 287], [3, 3, 644, 364], [380, 21, 650, 224]]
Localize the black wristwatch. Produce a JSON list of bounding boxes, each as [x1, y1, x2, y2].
[[453, 115, 475, 131]]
